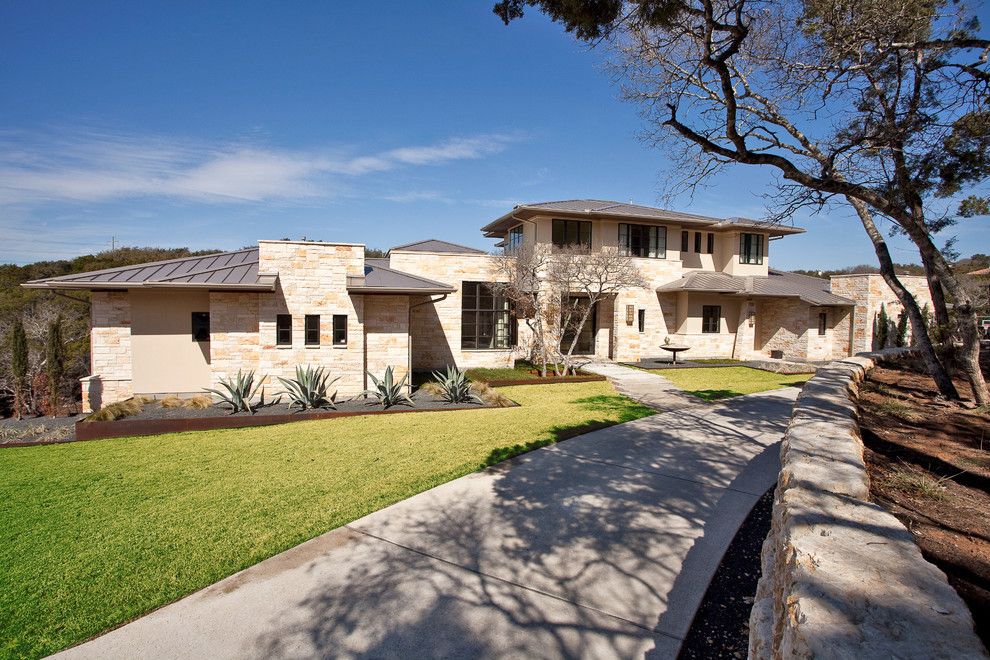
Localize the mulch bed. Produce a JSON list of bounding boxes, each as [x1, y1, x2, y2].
[[0, 415, 79, 446], [679, 487, 775, 659], [859, 355, 990, 648]]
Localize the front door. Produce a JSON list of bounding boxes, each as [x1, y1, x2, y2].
[[561, 296, 597, 355]]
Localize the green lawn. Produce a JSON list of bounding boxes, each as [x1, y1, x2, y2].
[[652, 366, 809, 401], [0, 382, 653, 658], [466, 360, 591, 383]]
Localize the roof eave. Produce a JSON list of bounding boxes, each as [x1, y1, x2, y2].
[[347, 286, 456, 295], [21, 281, 275, 292]]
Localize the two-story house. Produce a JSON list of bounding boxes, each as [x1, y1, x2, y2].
[[24, 199, 923, 411]]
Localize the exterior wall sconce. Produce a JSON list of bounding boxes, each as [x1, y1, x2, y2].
[[626, 305, 635, 325]]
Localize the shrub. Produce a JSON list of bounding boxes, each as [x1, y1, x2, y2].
[[278, 365, 338, 410], [204, 370, 266, 414], [431, 365, 482, 404], [9, 318, 28, 420], [469, 382, 514, 408], [364, 366, 414, 409], [184, 394, 214, 409], [417, 381, 445, 397], [895, 312, 909, 348], [46, 316, 65, 417], [160, 395, 184, 408], [84, 398, 145, 422]]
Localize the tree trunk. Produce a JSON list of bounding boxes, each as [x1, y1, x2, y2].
[[895, 209, 989, 406], [848, 198, 960, 399]]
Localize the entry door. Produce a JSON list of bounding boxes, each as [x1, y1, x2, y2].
[[561, 296, 597, 355]]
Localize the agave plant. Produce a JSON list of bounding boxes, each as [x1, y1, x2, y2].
[[204, 370, 266, 414], [278, 365, 339, 410], [364, 366, 414, 409], [431, 365, 482, 404]]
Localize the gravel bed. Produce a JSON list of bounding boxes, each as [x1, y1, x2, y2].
[[120, 390, 502, 422], [0, 415, 78, 445]]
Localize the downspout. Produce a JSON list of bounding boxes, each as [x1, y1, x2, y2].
[[408, 294, 448, 393]]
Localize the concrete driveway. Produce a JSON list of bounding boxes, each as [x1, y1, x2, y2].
[[56, 387, 798, 660]]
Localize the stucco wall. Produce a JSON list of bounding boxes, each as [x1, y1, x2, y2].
[[829, 274, 933, 353], [130, 290, 212, 394]]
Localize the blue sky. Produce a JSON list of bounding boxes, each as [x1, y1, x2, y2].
[[1, 1, 986, 268]]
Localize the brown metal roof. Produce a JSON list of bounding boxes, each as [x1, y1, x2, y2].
[[22, 248, 275, 291], [657, 269, 854, 306], [347, 259, 455, 295], [481, 199, 805, 238], [389, 239, 486, 254]]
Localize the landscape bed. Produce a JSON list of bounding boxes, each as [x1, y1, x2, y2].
[[858, 358, 990, 647], [0, 381, 654, 658], [465, 360, 605, 386]]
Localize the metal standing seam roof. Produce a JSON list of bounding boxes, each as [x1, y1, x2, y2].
[[656, 269, 855, 306], [481, 199, 805, 237], [347, 259, 455, 295], [21, 248, 275, 291], [388, 239, 487, 254]]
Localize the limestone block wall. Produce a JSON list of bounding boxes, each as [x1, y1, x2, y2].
[[611, 258, 681, 361], [209, 291, 261, 389], [363, 295, 410, 383], [256, 240, 367, 396], [388, 250, 521, 370], [749, 349, 986, 659], [756, 298, 810, 360], [85, 291, 133, 410], [830, 274, 933, 353]]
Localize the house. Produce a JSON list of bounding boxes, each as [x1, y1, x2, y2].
[[23, 199, 931, 411]]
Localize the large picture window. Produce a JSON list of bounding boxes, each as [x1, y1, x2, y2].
[[552, 219, 592, 250], [739, 233, 765, 265], [461, 282, 515, 349], [619, 223, 666, 258], [702, 305, 721, 333]]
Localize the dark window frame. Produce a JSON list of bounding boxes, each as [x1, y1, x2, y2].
[[637, 309, 646, 333], [694, 231, 702, 253], [276, 314, 292, 346], [191, 312, 210, 342], [304, 314, 320, 346], [681, 230, 689, 253], [551, 219, 592, 250], [702, 305, 721, 334], [818, 311, 827, 336], [739, 233, 765, 265], [706, 232, 714, 254], [507, 225, 524, 251], [461, 282, 516, 350], [618, 223, 667, 259], [332, 314, 348, 346]]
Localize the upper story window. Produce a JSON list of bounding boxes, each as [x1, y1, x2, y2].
[[706, 232, 714, 254], [462, 282, 516, 349], [694, 231, 702, 253], [619, 223, 666, 259], [507, 225, 524, 251], [739, 233, 765, 265], [276, 314, 292, 346], [552, 219, 591, 251], [681, 230, 689, 253]]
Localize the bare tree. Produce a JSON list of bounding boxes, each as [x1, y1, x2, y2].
[[551, 246, 648, 373], [495, 0, 990, 404]]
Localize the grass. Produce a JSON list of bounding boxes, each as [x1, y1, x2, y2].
[[649, 366, 809, 401], [0, 381, 653, 658], [873, 399, 922, 422], [881, 465, 951, 501], [465, 360, 591, 383]]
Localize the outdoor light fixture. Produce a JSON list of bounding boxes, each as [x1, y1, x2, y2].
[[626, 305, 635, 325]]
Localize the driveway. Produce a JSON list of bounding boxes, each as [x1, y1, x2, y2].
[[56, 386, 798, 660]]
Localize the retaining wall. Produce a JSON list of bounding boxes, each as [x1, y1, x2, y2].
[[749, 348, 987, 659]]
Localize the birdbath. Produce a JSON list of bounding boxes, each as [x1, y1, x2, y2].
[[660, 344, 690, 365]]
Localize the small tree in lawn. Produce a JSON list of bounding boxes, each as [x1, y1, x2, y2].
[[10, 318, 29, 420], [895, 312, 909, 349], [45, 316, 65, 417], [551, 245, 647, 375], [491, 243, 561, 377]]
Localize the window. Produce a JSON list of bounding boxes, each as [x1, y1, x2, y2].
[[638, 309, 646, 333], [276, 314, 292, 346], [681, 230, 689, 253], [694, 231, 702, 253], [739, 233, 765, 265], [706, 232, 714, 254], [304, 314, 320, 346], [702, 305, 721, 333], [191, 312, 210, 342], [333, 315, 347, 346], [619, 223, 666, 258], [461, 282, 515, 349], [818, 312, 827, 336], [507, 225, 524, 251], [552, 219, 592, 250]]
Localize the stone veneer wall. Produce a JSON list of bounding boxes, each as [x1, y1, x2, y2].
[[363, 295, 410, 382], [83, 291, 133, 412], [756, 298, 810, 360], [829, 274, 933, 354], [749, 349, 986, 659], [209, 291, 261, 389], [256, 241, 368, 396], [610, 258, 681, 362]]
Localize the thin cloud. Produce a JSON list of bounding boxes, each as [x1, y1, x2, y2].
[[0, 130, 519, 205]]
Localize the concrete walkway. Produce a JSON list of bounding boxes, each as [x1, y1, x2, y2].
[[56, 387, 799, 660], [581, 361, 704, 412]]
